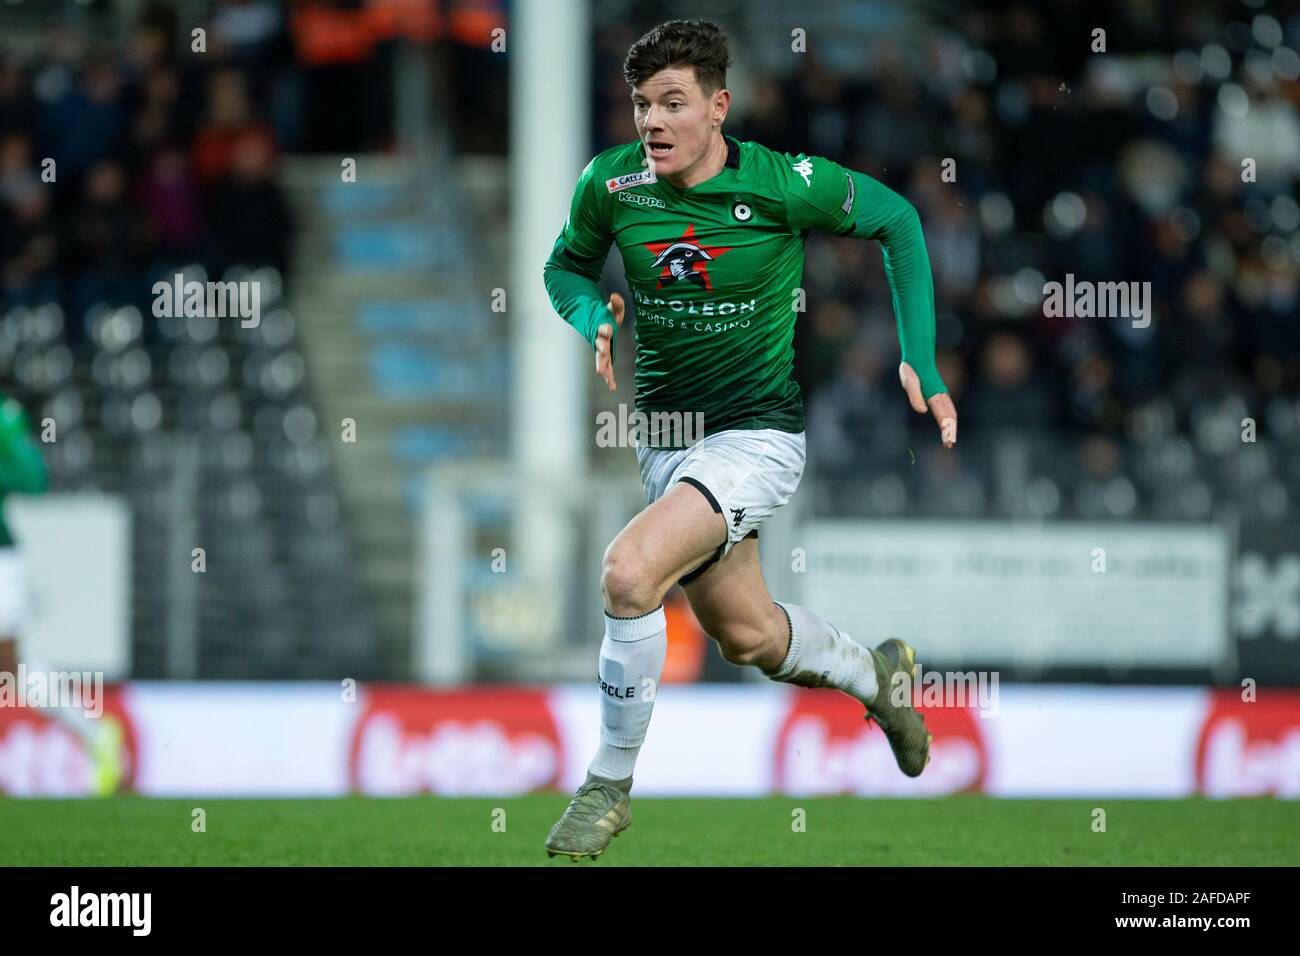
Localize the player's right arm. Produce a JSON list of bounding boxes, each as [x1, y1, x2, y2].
[[543, 158, 625, 390], [0, 397, 47, 495]]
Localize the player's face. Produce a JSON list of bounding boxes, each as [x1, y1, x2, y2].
[[632, 66, 728, 180]]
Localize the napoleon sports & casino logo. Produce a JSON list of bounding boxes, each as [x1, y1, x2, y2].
[[1195, 689, 1300, 797], [773, 689, 986, 795], [348, 687, 563, 795]]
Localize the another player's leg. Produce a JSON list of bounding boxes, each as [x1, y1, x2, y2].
[[683, 536, 932, 777], [0, 633, 126, 794], [545, 481, 727, 860]]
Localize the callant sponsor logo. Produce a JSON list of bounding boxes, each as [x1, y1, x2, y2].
[[606, 169, 657, 193]]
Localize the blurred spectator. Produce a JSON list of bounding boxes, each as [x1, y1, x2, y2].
[[68, 160, 154, 324], [0, 59, 37, 138], [289, 0, 395, 152], [39, 53, 127, 182], [965, 332, 1058, 430], [207, 135, 291, 274], [806, 338, 909, 478], [191, 69, 278, 185], [0, 131, 39, 206], [1, 184, 58, 305], [136, 146, 203, 263]]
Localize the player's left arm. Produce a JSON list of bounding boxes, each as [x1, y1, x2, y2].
[[786, 155, 957, 448]]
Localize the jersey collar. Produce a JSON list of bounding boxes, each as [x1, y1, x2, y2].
[[655, 134, 741, 193]]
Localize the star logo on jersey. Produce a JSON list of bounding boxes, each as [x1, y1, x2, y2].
[[643, 224, 732, 291]]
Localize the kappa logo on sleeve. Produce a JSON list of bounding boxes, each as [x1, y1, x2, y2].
[[606, 169, 658, 193], [792, 158, 813, 186]]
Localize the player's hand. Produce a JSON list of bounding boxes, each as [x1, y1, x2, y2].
[[899, 361, 957, 448], [594, 293, 625, 392]]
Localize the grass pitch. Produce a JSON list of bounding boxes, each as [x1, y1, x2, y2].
[[2, 795, 1294, 866]]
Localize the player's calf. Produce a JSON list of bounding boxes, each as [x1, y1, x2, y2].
[[767, 603, 931, 777], [706, 604, 789, 672]]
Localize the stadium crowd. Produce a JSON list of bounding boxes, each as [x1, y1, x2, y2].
[[0, 5, 302, 346], [590, 3, 1300, 515], [4, 1, 1295, 519]]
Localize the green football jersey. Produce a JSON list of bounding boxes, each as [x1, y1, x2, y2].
[[545, 134, 941, 447]]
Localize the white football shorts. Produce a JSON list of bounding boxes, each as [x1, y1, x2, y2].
[[635, 428, 806, 583], [0, 546, 29, 635]]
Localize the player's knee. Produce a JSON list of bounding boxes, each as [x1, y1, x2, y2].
[[600, 547, 660, 615]]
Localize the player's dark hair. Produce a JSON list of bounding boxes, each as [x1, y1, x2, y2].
[[623, 20, 732, 94]]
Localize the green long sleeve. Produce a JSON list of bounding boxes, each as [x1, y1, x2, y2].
[[0, 398, 47, 495], [848, 170, 946, 400], [543, 235, 618, 362], [544, 155, 621, 363]]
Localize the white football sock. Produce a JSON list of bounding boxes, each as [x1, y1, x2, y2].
[[769, 602, 879, 705], [587, 605, 667, 782]]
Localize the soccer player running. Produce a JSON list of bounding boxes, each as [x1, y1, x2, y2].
[[0, 396, 126, 794], [542, 20, 958, 860]]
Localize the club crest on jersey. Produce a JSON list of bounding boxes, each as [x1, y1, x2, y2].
[[606, 169, 657, 193], [731, 198, 753, 222], [651, 242, 713, 289], [643, 224, 732, 291]]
